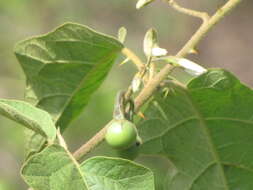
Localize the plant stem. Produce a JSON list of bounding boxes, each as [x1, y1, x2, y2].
[[134, 64, 174, 109], [73, 123, 109, 160], [167, 0, 210, 23], [73, 0, 242, 161], [121, 48, 145, 71], [176, 0, 242, 57]]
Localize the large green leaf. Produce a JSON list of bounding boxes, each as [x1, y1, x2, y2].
[[15, 22, 124, 130], [138, 69, 253, 189], [21, 145, 154, 190], [81, 157, 155, 190], [0, 99, 56, 142], [21, 145, 88, 190]]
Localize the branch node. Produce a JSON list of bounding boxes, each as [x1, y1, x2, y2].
[[168, 0, 210, 23]]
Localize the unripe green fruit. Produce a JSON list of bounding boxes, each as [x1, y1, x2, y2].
[[116, 134, 142, 160], [105, 119, 137, 150]]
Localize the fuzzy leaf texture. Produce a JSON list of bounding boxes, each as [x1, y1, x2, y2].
[[21, 145, 154, 190], [14, 22, 124, 131], [138, 69, 253, 190], [0, 99, 56, 142], [81, 157, 155, 190], [21, 145, 88, 190]]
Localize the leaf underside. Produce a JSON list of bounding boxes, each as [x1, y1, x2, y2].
[[0, 99, 56, 142], [15, 22, 124, 130], [138, 69, 253, 190], [14, 22, 123, 157]]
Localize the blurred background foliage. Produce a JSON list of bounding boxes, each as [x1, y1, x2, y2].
[[0, 0, 252, 189]]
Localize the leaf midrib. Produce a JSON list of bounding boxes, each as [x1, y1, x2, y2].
[[54, 52, 116, 127], [18, 46, 118, 126], [84, 171, 151, 186], [184, 90, 230, 190], [0, 101, 48, 139]]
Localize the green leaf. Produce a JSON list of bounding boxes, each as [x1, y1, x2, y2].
[[0, 99, 56, 142], [21, 145, 154, 190], [138, 69, 253, 189], [24, 130, 45, 159], [81, 156, 155, 190], [21, 145, 88, 190], [15, 22, 124, 131]]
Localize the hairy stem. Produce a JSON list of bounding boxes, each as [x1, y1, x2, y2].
[[121, 47, 145, 71], [73, 0, 242, 161]]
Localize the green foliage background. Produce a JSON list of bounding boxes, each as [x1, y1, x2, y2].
[[0, 0, 252, 189]]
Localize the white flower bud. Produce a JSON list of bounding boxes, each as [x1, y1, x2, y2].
[[151, 47, 168, 57], [177, 58, 207, 76]]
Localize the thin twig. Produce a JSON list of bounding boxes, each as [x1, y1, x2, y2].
[[73, 123, 110, 160], [73, 0, 242, 161], [167, 0, 210, 23], [176, 0, 242, 57], [121, 47, 145, 71]]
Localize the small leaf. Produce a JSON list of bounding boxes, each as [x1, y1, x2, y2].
[[118, 27, 127, 43], [0, 99, 56, 142], [138, 69, 253, 189], [136, 0, 155, 9], [81, 156, 155, 190], [143, 28, 158, 57]]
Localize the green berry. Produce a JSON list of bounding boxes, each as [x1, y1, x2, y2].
[[105, 119, 137, 150]]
